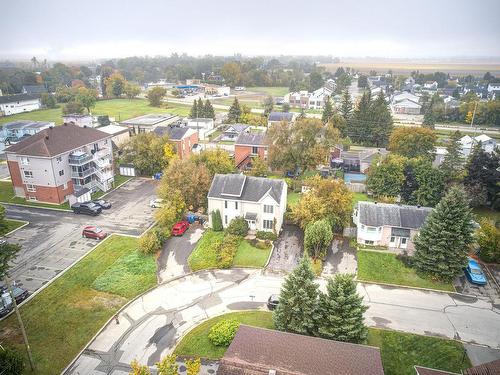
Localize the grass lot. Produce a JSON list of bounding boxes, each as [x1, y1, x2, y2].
[[174, 311, 274, 359], [174, 311, 470, 374], [188, 230, 224, 271], [473, 206, 500, 224], [232, 240, 271, 268], [0, 99, 193, 125], [0, 181, 71, 210], [0, 235, 156, 375], [247, 86, 289, 96], [357, 250, 455, 292], [368, 328, 471, 375], [352, 192, 373, 207], [287, 191, 301, 207], [0, 219, 26, 235]]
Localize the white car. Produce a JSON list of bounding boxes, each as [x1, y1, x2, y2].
[[149, 198, 163, 208], [234, 86, 246, 91]]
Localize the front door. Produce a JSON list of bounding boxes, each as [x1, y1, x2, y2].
[[247, 220, 256, 230]]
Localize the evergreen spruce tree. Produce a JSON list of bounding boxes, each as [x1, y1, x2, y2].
[[339, 89, 353, 120], [321, 97, 334, 124], [413, 186, 474, 281], [204, 99, 215, 119], [273, 256, 320, 336], [228, 98, 241, 122], [317, 274, 368, 344], [423, 108, 435, 129], [348, 89, 371, 144], [197, 98, 205, 118], [370, 91, 393, 147], [401, 164, 418, 205], [439, 131, 464, 182], [189, 100, 198, 119]]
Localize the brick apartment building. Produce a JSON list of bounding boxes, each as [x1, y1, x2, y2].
[[234, 132, 267, 170], [5, 123, 114, 204], [154, 125, 199, 159]]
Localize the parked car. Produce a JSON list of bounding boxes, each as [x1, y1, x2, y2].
[[72, 202, 102, 216], [0, 291, 13, 317], [267, 294, 279, 310], [171, 221, 189, 236], [0, 285, 29, 305], [92, 199, 111, 209], [82, 226, 107, 240], [150, 198, 163, 208], [464, 258, 487, 286]]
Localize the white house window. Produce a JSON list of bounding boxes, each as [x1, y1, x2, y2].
[[235, 201, 238, 209], [224, 200, 228, 209], [224, 215, 228, 225], [264, 205, 274, 214], [20, 157, 30, 165], [26, 184, 36, 192], [23, 171, 33, 178], [59, 170, 64, 176], [263, 220, 273, 230], [367, 226, 377, 233]]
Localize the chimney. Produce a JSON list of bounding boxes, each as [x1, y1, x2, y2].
[[269, 371, 277, 375]]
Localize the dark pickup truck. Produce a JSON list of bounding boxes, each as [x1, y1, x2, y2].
[[71, 202, 102, 216]]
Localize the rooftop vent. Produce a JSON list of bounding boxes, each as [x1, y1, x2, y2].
[[269, 371, 277, 375], [45, 135, 49, 140]]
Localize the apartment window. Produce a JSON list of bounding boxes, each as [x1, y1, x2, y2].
[[56, 156, 62, 162], [224, 200, 228, 209], [26, 184, 36, 192], [365, 240, 374, 245], [20, 157, 30, 165], [59, 170, 64, 176], [263, 220, 273, 230], [252, 146, 258, 155], [264, 205, 274, 214], [224, 215, 228, 225], [235, 201, 238, 209], [23, 171, 33, 178]]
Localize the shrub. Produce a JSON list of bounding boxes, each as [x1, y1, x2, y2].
[[152, 226, 170, 246], [226, 217, 249, 237], [138, 231, 162, 255], [0, 346, 25, 375], [396, 251, 414, 267], [212, 210, 223, 232], [304, 219, 333, 259], [217, 235, 240, 268], [256, 231, 277, 241], [208, 319, 240, 346], [477, 219, 500, 263]]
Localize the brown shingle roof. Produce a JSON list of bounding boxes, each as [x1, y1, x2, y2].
[[217, 325, 385, 375], [464, 359, 500, 375], [4, 123, 109, 157], [414, 366, 459, 375]]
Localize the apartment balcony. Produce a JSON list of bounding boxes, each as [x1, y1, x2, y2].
[[71, 167, 95, 179], [69, 153, 93, 166]]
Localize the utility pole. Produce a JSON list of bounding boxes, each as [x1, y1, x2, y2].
[[471, 101, 478, 138], [4, 276, 35, 371]]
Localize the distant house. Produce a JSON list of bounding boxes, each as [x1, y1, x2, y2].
[[234, 132, 267, 170], [185, 118, 214, 141], [220, 124, 250, 142], [433, 146, 448, 167], [284, 87, 331, 110], [22, 85, 48, 96], [0, 120, 53, 152], [62, 114, 93, 128], [98, 124, 130, 147], [120, 113, 179, 134], [332, 147, 388, 173], [268, 111, 295, 127], [218, 325, 384, 375], [391, 98, 422, 115], [353, 201, 432, 253], [423, 81, 438, 90], [487, 82, 500, 92], [154, 125, 198, 159], [460, 134, 497, 157], [207, 174, 287, 232], [0, 94, 41, 116]]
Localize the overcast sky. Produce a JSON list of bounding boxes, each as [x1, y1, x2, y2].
[[2, 0, 500, 60]]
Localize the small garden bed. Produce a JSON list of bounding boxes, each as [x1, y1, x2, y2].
[[188, 230, 224, 271], [357, 250, 455, 292]]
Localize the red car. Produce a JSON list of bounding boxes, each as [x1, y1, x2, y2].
[[82, 226, 107, 240], [171, 221, 189, 236]]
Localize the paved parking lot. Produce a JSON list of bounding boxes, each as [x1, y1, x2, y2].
[[3, 178, 157, 292], [266, 224, 303, 274], [322, 238, 357, 277]]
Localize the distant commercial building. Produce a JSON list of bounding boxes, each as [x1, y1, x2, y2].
[[0, 94, 41, 116], [120, 113, 179, 134], [97, 124, 130, 147], [62, 114, 94, 128]]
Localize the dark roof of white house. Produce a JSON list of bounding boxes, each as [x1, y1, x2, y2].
[[0, 93, 39, 104], [208, 174, 285, 203], [22, 85, 48, 95], [357, 201, 432, 229], [235, 132, 267, 146], [1, 120, 52, 130], [154, 125, 191, 140], [268, 111, 294, 122]]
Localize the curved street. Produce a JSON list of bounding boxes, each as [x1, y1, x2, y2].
[[65, 269, 500, 375]]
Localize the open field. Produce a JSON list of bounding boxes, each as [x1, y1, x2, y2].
[[0, 98, 193, 125], [247, 86, 289, 96], [320, 61, 500, 76], [0, 235, 156, 375]]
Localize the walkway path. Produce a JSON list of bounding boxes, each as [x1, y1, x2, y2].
[[65, 269, 500, 374]]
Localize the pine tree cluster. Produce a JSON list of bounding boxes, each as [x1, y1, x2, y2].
[[189, 98, 215, 119]]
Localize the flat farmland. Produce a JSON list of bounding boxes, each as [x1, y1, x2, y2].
[[321, 61, 500, 76]]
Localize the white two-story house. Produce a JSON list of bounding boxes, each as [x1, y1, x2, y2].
[[207, 174, 287, 232]]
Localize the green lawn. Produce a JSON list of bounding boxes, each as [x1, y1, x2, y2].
[[352, 192, 373, 207], [0, 181, 70, 210], [287, 191, 301, 207], [174, 311, 274, 359], [368, 328, 471, 375], [233, 240, 271, 268], [0, 219, 27, 235], [0, 235, 156, 375], [188, 230, 224, 271], [0, 98, 193, 125], [247, 86, 289, 96], [174, 311, 470, 374], [357, 250, 455, 292]]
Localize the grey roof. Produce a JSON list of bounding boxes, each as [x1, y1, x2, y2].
[[22, 85, 47, 95], [268, 111, 294, 122], [2, 120, 52, 130], [224, 124, 249, 133], [121, 113, 177, 126], [235, 132, 267, 146], [208, 174, 285, 203], [0, 93, 39, 104], [154, 125, 190, 140], [244, 212, 258, 220], [74, 187, 90, 197], [357, 201, 432, 229]]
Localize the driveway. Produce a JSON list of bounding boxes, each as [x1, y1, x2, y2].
[[157, 224, 204, 282], [266, 224, 303, 273], [0, 162, 10, 180], [65, 269, 500, 374], [2, 178, 157, 292], [322, 237, 357, 277], [454, 268, 500, 305]]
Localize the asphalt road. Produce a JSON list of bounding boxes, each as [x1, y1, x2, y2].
[[65, 269, 500, 374], [3, 178, 157, 292]]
